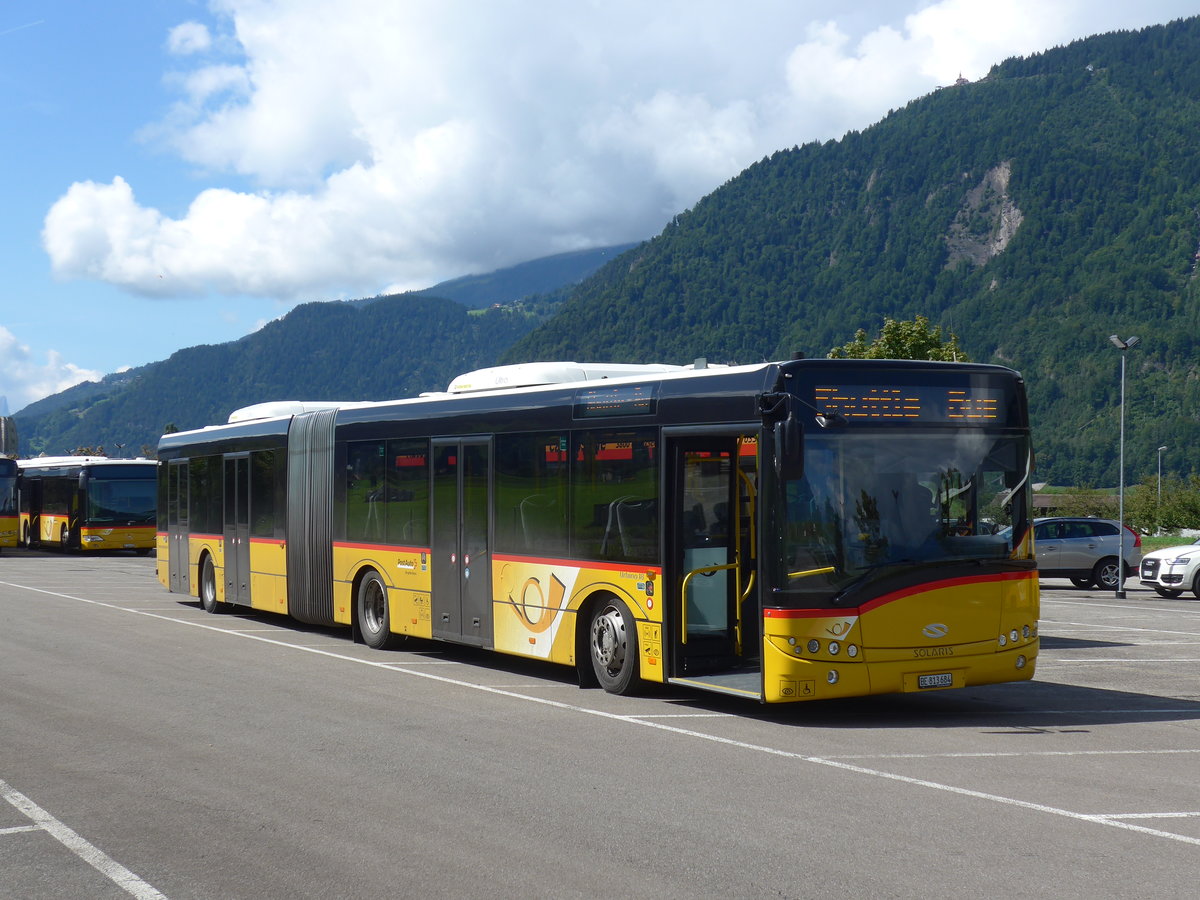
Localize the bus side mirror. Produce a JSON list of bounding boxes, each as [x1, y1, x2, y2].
[[773, 408, 803, 482]]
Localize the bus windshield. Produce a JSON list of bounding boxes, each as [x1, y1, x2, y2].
[[777, 430, 1031, 608], [86, 478, 158, 524], [0, 473, 15, 515]]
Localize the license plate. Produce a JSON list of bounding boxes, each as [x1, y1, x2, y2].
[[918, 673, 953, 689]]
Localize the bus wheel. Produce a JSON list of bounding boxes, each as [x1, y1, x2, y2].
[[199, 556, 223, 614], [357, 570, 400, 650], [590, 597, 639, 695]]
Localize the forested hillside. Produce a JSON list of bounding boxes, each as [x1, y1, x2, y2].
[[505, 17, 1200, 485], [16, 296, 534, 455], [12, 244, 634, 456]]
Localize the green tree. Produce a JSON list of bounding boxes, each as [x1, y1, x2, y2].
[[827, 316, 970, 361]]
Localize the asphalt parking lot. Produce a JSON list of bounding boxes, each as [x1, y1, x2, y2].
[[1, 551, 1198, 898]]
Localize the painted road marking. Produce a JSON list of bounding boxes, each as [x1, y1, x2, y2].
[[1, 779, 168, 899], [5, 577, 1200, 850]]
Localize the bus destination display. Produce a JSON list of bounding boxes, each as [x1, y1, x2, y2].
[[813, 384, 1005, 423], [574, 383, 658, 418]]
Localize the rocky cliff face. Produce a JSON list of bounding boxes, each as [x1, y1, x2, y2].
[[944, 160, 1023, 267]]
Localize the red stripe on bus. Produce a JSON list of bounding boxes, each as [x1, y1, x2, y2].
[[764, 570, 1036, 618], [494, 552, 662, 576], [335, 540, 429, 554]]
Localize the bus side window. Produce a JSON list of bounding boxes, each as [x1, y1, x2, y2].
[[346, 441, 385, 542], [570, 429, 658, 563], [385, 439, 429, 546], [493, 433, 567, 555]]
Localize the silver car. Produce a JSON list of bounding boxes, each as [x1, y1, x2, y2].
[[1031, 517, 1142, 589]]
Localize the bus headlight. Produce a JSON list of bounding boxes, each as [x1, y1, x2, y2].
[[827, 669, 839, 684], [82, 536, 103, 543], [998, 633, 1007, 647], [1015, 655, 1027, 669], [807, 639, 820, 654], [847, 644, 859, 658], [828, 641, 840, 656]]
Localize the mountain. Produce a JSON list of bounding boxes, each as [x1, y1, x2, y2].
[[18, 18, 1200, 485], [14, 245, 643, 456], [502, 17, 1200, 485], [14, 297, 534, 457], [408, 244, 639, 308]]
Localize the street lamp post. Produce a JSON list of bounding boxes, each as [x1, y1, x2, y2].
[[1157, 445, 1168, 530], [1109, 334, 1140, 598]]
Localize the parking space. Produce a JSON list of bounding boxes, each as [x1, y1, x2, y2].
[[2, 554, 1199, 895]]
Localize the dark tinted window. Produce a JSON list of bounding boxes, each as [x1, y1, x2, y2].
[[250, 450, 276, 537], [570, 429, 658, 563], [346, 441, 385, 542], [385, 439, 429, 546], [495, 433, 568, 555]]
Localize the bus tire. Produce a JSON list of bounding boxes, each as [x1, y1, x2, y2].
[[199, 555, 223, 614], [589, 597, 640, 695], [357, 570, 400, 650]]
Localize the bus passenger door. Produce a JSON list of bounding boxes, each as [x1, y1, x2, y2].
[[223, 455, 251, 605], [431, 439, 492, 647], [667, 433, 762, 697], [167, 460, 189, 593]]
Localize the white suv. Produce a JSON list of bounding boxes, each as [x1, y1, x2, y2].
[[1139, 538, 1200, 598]]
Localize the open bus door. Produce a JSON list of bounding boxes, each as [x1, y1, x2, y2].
[[665, 430, 762, 700]]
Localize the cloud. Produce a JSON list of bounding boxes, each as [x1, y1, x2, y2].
[[167, 21, 212, 55], [0, 326, 103, 414], [41, 0, 1199, 301]]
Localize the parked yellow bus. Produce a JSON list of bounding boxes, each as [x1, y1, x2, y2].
[[156, 358, 1037, 703], [18, 457, 158, 552], [0, 458, 16, 551]]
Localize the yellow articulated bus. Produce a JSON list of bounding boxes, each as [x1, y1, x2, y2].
[[156, 357, 1037, 703], [18, 457, 159, 552], [0, 458, 17, 551]]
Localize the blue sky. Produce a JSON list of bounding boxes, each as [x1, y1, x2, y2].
[[2, 0, 1197, 415]]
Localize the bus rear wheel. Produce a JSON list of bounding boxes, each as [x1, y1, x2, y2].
[[590, 597, 639, 695], [358, 570, 400, 650], [199, 556, 223, 614]]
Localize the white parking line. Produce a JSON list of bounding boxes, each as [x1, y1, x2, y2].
[[1, 779, 168, 899], [6, 578, 1200, 850]]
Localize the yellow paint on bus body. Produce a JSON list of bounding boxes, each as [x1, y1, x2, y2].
[[491, 554, 664, 681], [333, 542, 433, 637], [760, 570, 1039, 703]]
